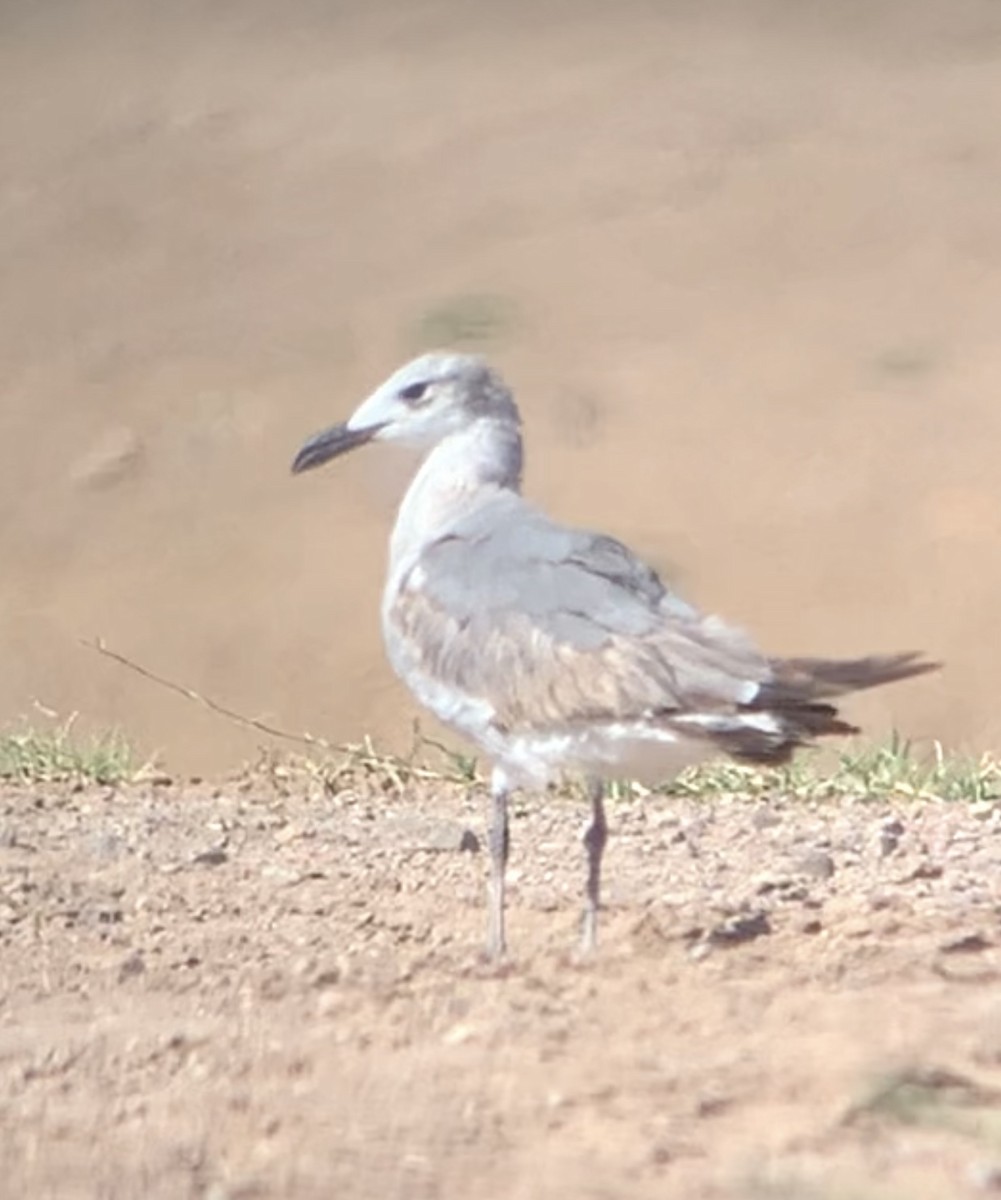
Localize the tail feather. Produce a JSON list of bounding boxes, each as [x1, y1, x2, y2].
[[770, 651, 940, 699], [695, 650, 940, 766]]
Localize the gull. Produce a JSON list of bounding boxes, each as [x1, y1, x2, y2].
[[291, 351, 938, 959]]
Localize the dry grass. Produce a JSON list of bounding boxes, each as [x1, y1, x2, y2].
[[241, 724, 1001, 809], [5, 700, 997, 810]]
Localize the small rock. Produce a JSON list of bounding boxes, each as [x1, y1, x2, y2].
[[649, 1141, 674, 1165], [880, 818, 906, 856], [90, 833, 129, 861], [394, 815, 480, 853], [751, 807, 781, 831], [315, 991, 341, 1018], [694, 1094, 731, 1118], [260, 865, 302, 885], [754, 875, 809, 902], [442, 1022, 479, 1046], [192, 847, 228, 867], [706, 911, 771, 948], [794, 851, 836, 881], [118, 952, 145, 982], [902, 861, 944, 883], [941, 932, 992, 955]]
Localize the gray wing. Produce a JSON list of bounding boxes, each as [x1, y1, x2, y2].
[[390, 493, 769, 731], [425, 494, 671, 647]]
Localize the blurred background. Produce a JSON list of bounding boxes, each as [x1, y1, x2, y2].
[[1, 0, 994, 773]]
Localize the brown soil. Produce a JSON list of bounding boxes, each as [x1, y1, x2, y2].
[[4, 769, 1001, 1199]]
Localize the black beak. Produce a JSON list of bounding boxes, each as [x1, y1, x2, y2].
[[291, 421, 385, 475]]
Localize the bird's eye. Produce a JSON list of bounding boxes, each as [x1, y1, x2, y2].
[[399, 380, 431, 405]]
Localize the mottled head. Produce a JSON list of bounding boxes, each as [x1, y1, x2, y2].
[[291, 351, 520, 475]]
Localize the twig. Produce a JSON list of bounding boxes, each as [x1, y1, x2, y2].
[[79, 638, 484, 786], [80, 637, 333, 751]]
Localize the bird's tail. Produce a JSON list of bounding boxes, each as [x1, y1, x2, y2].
[[768, 650, 940, 699], [708, 651, 940, 766]]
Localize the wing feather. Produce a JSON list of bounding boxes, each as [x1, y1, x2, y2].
[[387, 497, 768, 733]]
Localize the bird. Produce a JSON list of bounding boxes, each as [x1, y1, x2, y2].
[[291, 351, 938, 960]]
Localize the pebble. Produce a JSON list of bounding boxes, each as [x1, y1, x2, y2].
[[117, 952, 145, 982], [793, 851, 836, 880], [880, 818, 906, 856], [706, 911, 771, 948]]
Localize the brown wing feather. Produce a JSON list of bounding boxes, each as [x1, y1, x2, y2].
[[390, 565, 939, 762], [392, 584, 767, 733]]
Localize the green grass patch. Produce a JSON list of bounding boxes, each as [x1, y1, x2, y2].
[[665, 733, 1001, 806], [0, 712, 134, 786]]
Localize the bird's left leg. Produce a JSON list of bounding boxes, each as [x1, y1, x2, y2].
[[581, 777, 608, 954], [486, 766, 511, 960]]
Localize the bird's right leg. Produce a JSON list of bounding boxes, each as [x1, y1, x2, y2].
[[581, 777, 608, 954], [486, 767, 510, 960]]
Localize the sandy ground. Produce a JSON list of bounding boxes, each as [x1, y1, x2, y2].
[[5, 2, 1001, 1196], [0, 0, 992, 770], [4, 767, 1001, 1199]]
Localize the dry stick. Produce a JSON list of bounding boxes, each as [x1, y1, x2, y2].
[[78, 638, 473, 784], [79, 637, 333, 751]]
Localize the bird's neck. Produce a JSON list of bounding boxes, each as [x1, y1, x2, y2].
[[389, 418, 524, 568]]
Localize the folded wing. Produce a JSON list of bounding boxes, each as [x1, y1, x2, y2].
[[388, 494, 937, 764]]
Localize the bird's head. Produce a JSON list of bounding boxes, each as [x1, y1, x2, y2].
[[291, 351, 519, 475]]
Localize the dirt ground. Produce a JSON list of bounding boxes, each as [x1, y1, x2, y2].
[[5, 1, 1001, 1196], [4, 766, 1001, 1199]]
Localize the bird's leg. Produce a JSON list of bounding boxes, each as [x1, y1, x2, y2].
[[581, 778, 608, 954], [486, 767, 510, 960]]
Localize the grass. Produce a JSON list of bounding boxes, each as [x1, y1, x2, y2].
[[738, 1064, 1001, 1200], [2, 705, 996, 807], [249, 723, 1001, 809], [0, 710, 134, 786], [248, 723, 481, 798], [843, 1065, 1001, 1131], [664, 733, 1001, 807]]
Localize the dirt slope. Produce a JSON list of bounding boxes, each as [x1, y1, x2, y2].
[[2, 0, 992, 771]]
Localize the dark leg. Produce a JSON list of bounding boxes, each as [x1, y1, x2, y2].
[[486, 767, 510, 960], [582, 778, 608, 954]]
